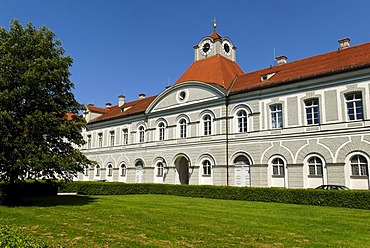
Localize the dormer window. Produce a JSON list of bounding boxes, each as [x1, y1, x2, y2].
[[261, 73, 276, 82]]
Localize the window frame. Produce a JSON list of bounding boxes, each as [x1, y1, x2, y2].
[[107, 164, 113, 177], [350, 155, 368, 176], [138, 126, 145, 143], [272, 158, 285, 176], [345, 92, 364, 121], [87, 135, 92, 149], [179, 118, 187, 138], [307, 156, 323, 176], [95, 165, 101, 176], [305, 98, 320, 125], [122, 129, 129, 145], [270, 104, 283, 129], [98, 133, 103, 148], [203, 114, 212, 136], [202, 159, 212, 176], [158, 122, 166, 141], [109, 131, 115, 146], [156, 162, 164, 177], [237, 109, 248, 133], [120, 164, 127, 177]]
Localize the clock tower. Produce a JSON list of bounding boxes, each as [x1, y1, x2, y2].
[[193, 21, 236, 62]]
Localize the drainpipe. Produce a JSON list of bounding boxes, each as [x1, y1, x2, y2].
[[225, 76, 239, 186]]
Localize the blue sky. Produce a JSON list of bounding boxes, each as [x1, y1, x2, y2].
[[1, 0, 370, 107]]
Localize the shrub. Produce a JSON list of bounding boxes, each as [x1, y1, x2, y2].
[[59, 181, 370, 210], [0, 181, 58, 205], [0, 225, 49, 248]]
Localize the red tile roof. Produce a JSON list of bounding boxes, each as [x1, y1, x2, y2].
[[209, 31, 222, 40], [231, 42, 370, 94], [86, 104, 109, 114], [175, 54, 244, 89], [88, 95, 157, 123]]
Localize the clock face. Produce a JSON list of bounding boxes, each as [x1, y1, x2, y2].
[[222, 40, 231, 56], [201, 40, 212, 56]]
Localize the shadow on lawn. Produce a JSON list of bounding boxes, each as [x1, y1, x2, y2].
[[1, 195, 97, 207]]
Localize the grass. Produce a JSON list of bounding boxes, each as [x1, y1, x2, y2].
[[1, 195, 370, 247]]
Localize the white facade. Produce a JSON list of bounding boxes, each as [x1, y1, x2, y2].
[[79, 31, 370, 190]]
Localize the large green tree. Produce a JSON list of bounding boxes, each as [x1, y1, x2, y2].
[[0, 19, 91, 183]]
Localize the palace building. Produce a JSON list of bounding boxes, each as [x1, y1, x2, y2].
[[79, 26, 370, 190]]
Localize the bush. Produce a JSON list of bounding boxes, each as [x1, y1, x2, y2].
[[0, 225, 49, 248], [0, 181, 58, 205], [59, 181, 370, 210]]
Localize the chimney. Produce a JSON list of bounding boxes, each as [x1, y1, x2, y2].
[[338, 37, 350, 50], [105, 102, 112, 108], [139, 93, 146, 100], [276, 55, 287, 65], [118, 95, 125, 107]]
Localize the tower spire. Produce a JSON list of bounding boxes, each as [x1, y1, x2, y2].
[[212, 17, 217, 32]]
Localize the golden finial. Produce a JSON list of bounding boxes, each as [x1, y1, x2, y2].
[[212, 17, 217, 31]]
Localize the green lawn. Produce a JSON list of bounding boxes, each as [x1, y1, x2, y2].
[[1, 194, 370, 247]]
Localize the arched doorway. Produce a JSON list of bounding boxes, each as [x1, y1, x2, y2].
[[135, 160, 144, 183], [234, 155, 251, 186], [175, 156, 190, 184]]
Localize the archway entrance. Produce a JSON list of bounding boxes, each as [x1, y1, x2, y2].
[[175, 156, 189, 184]]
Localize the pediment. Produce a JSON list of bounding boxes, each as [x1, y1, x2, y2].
[[146, 82, 226, 114]]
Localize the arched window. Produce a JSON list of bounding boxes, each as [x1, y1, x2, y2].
[[138, 126, 145, 143], [202, 160, 211, 175], [84, 165, 89, 176], [179, 119, 187, 138], [272, 158, 284, 176], [120, 164, 127, 177], [237, 110, 247, 132], [308, 156, 323, 176], [95, 165, 101, 176], [203, 114, 212, 135], [107, 164, 113, 177], [158, 122, 165, 141], [157, 162, 164, 177], [350, 155, 368, 176]]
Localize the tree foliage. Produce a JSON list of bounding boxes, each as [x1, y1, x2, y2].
[[0, 19, 91, 183]]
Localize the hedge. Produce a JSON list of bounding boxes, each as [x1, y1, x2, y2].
[[0, 225, 49, 248], [0, 181, 58, 205], [59, 181, 370, 210]]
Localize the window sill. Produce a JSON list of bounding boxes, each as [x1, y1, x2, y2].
[[272, 175, 284, 178], [202, 174, 211, 177], [308, 175, 323, 178], [350, 175, 369, 179]]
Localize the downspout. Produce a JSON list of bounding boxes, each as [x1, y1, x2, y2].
[[225, 76, 239, 186]]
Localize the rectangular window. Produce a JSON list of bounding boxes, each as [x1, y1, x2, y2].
[[87, 135, 91, 149], [122, 129, 129, 145], [110, 131, 115, 146], [270, 104, 283, 129], [305, 99, 320, 125], [346, 93, 364, 121], [98, 133, 103, 148]]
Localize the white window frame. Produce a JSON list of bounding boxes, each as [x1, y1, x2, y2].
[[107, 164, 113, 177], [120, 164, 127, 177], [203, 114, 212, 136], [345, 92, 364, 121], [202, 159, 212, 176], [138, 126, 145, 143], [350, 155, 368, 176], [87, 135, 91, 149], [156, 162, 164, 177], [98, 133, 103, 148], [122, 129, 129, 145], [308, 156, 323, 176], [237, 110, 248, 133], [179, 118, 187, 138], [109, 131, 115, 146], [305, 98, 320, 125], [270, 104, 283, 129], [158, 122, 166, 141], [95, 165, 101, 176], [84, 165, 89, 176], [272, 157, 285, 176]]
